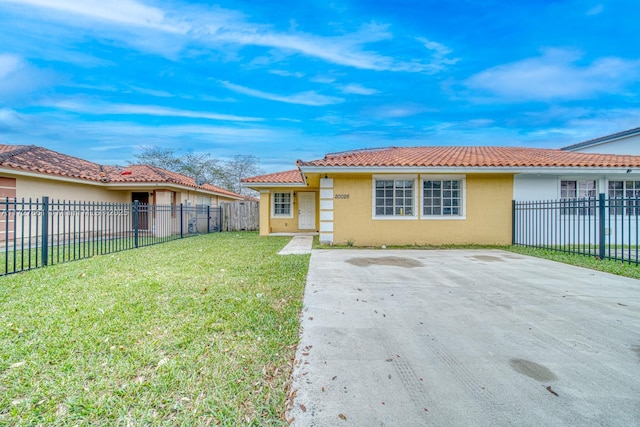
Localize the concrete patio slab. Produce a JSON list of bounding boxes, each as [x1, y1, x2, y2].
[[288, 249, 640, 426]]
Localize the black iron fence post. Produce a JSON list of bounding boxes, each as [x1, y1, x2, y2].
[[41, 196, 49, 266], [512, 200, 516, 244], [133, 200, 139, 248], [206, 205, 210, 233], [180, 203, 184, 238], [598, 193, 606, 260]]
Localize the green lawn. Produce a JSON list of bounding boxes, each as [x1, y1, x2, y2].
[[506, 245, 640, 280], [0, 232, 309, 426]]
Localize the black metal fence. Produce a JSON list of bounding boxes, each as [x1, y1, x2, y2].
[[513, 194, 639, 264], [0, 197, 222, 276]]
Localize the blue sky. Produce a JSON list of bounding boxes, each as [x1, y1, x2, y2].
[[0, 0, 639, 172]]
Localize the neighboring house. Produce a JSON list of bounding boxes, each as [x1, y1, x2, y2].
[[242, 146, 640, 246], [0, 144, 244, 204], [561, 126, 640, 155], [0, 144, 245, 240]]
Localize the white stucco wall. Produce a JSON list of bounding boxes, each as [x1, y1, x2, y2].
[[513, 175, 559, 200], [514, 172, 640, 201], [17, 175, 128, 203], [566, 134, 640, 155]]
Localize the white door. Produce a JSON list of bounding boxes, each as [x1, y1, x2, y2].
[[298, 192, 316, 230]]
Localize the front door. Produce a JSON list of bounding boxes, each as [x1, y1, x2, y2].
[[298, 192, 316, 230], [132, 192, 149, 230]]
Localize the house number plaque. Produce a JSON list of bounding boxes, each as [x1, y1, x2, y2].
[[334, 194, 350, 199]]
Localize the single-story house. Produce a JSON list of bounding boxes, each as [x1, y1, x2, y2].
[[0, 144, 244, 205], [242, 146, 640, 246], [0, 144, 245, 240], [561, 126, 640, 155]]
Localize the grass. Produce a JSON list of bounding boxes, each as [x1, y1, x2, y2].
[[0, 233, 190, 276], [0, 232, 309, 426], [505, 246, 640, 280]]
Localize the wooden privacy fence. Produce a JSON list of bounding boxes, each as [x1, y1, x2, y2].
[[220, 201, 259, 231]]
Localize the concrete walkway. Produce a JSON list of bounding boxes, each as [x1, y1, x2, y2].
[[288, 249, 640, 426], [278, 236, 314, 255]]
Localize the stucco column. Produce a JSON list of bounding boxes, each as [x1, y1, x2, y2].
[[319, 178, 334, 244], [259, 190, 271, 236]]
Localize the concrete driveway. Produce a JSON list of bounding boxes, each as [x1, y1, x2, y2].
[[287, 249, 640, 426]]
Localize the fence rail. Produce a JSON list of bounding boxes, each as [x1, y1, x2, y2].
[[513, 194, 639, 265], [0, 197, 223, 276]]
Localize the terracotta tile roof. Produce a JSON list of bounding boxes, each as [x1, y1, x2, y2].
[[0, 144, 243, 199], [104, 164, 243, 198], [0, 144, 104, 180], [241, 169, 304, 184], [296, 146, 640, 168]]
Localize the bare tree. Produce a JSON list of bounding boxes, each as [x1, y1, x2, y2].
[[132, 146, 181, 171], [131, 146, 260, 196], [220, 154, 262, 195], [178, 152, 224, 185]]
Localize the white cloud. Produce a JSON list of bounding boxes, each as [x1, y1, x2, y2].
[[310, 75, 337, 84], [269, 70, 305, 78], [0, 53, 22, 79], [220, 81, 344, 106], [42, 98, 264, 122], [370, 104, 428, 119], [0, 108, 25, 130], [586, 4, 604, 16], [1, 1, 452, 73], [466, 48, 640, 101], [417, 37, 459, 72], [0, 53, 56, 99], [339, 84, 379, 95], [214, 28, 395, 71], [1, 0, 186, 33]]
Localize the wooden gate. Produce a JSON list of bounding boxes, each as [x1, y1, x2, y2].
[[221, 201, 259, 231]]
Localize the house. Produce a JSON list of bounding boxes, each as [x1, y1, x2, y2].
[[0, 144, 245, 240], [0, 144, 244, 204], [561, 126, 640, 155], [242, 146, 640, 246]]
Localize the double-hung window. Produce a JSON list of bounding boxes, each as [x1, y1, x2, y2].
[[373, 177, 415, 218], [608, 180, 640, 216], [422, 177, 465, 217], [272, 191, 292, 217], [560, 180, 596, 215]]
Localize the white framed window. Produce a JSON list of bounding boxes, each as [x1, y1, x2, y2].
[[272, 191, 293, 218], [421, 175, 466, 219], [196, 195, 211, 206], [372, 175, 417, 219], [608, 180, 640, 216], [560, 180, 596, 215], [560, 180, 596, 199], [196, 195, 211, 214]]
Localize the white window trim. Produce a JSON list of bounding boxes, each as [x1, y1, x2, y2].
[[607, 178, 640, 216], [371, 175, 418, 220], [420, 174, 467, 220], [271, 190, 293, 218], [558, 178, 599, 199]]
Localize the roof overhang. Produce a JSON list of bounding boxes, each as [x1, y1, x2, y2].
[[561, 127, 640, 151], [298, 166, 640, 175], [241, 181, 307, 189], [241, 171, 307, 188], [0, 167, 243, 200]]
